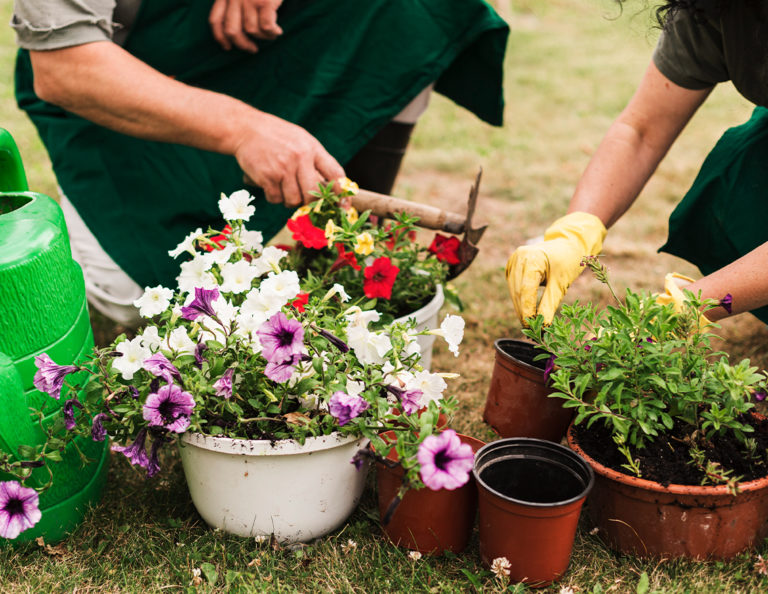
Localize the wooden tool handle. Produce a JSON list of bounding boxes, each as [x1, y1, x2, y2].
[[351, 189, 465, 234]]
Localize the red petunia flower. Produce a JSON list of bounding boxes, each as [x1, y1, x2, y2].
[[330, 243, 362, 273], [384, 223, 416, 251], [286, 215, 327, 249], [291, 292, 310, 313], [363, 256, 400, 299], [428, 234, 461, 265]]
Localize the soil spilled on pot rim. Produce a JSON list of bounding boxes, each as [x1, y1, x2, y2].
[[480, 457, 586, 504]]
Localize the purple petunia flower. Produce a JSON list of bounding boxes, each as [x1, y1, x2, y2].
[[542, 354, 556, 383], [264, 355, 300, 383], [317, 328, 349, 353], [142, 384, 196, 433], [147, 437, 166, 478], [754, 390, 766, 402], [181, 287, 220, 321], [257, 312, 305, 364], [33, 354, 79, 401], [194, 342, 208, 368], [143, 352, 182, 384], [213, 368, 235, 398], [417, 429, 474, 491], [400, 389, 424, 415], [719, 293, 733, 315], [0, 481, 42, 539], [62, 398, 84, 431], [91, 413, 108, 442], [128, 386, 140, 400], [329, 391, 370, 426], [111, 428, 150, 469]]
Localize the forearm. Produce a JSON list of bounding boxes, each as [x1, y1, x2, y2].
[[688, 243, 768, 321], [568, 62, 711, 229], [30, 42, 252, 155]]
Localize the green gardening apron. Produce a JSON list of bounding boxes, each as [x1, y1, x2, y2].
[[661, 106, 768, 324], [15, 0, 509, 289]]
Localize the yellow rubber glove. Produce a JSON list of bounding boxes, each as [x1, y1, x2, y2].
[[506, 212, 607, 325], [654, 272, 711, 328]]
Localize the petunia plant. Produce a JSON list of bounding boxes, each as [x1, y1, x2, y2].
[[0, 188, 471, 540], [282, 179, 463, 320]]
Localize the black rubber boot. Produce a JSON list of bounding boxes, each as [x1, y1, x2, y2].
[[344, 122, 415, 195]]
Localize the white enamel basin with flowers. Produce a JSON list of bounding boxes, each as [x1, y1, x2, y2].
[[179, 431, 369, 543]]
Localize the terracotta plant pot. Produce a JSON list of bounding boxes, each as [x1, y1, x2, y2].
[[376, 430, 485, 554], [473, 438, 593, 587], [567, 424, 768, 559], [483, 339, 573, 442]]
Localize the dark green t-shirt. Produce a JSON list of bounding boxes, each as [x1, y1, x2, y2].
[[653, 3, 768, 106]]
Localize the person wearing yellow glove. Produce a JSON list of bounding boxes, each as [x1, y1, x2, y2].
[[508, 2, 768, 327], [506, 212, 606, 325]]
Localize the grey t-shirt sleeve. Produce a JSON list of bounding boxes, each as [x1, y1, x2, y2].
[[652, 9, 729, 90], [11, 0, 117, 50]]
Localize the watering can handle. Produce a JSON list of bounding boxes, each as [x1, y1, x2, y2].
[[0, 128, 29, 192]]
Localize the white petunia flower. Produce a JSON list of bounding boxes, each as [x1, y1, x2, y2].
[[440, 314, 465, 357], [240, 287, 283, 320], [382, 362, 414, 388], [324, 283, 351, 303], [346, 379, 366, 398], [202, 243, 237, 267], [138, 325, 163, 352], [251, 246, 286, 276], [260, 270, 300, 303], [344, 306, 380, 328], [406, 370, 447, 406], [177, 257, 217, 295], [168, 227, 203, 258], [240, 229, 264, 252], [167, 327, 196, 355], [218, 189, 255, 222], [112, 337, 150, 380], [219, 260, 258, 294], [347, 325, 392, 365], [133, 285, 174, 318]]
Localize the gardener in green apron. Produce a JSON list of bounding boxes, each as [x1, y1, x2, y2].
[[12, 0, 509, 325], [506, 1, 768, 326]]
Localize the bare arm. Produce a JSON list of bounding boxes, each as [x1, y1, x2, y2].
[[568, 61, 712, 227], [30, 41, 343, 206]]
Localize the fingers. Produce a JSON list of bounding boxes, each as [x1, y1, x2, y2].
[[209, 0, 230, 50], [257, 3, 283, 39], [209, 0, 260, 53], [537, 273, 567, 326], [506, 249, 547, 326], [224, 1, 259, 53], [314, 152, 345, 189]]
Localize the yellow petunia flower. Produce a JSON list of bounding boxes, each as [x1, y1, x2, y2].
[[325, 219, 343, 243], [354, 232, 374, 256], [345, 206, 359, 224], [339, 177, 359, 195]]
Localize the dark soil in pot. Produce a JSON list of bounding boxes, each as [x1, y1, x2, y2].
[[572, 413, 768, 486]]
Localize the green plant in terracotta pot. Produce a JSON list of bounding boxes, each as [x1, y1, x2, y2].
[[523, 256, 768, 559], [0, 188, 467, 545]]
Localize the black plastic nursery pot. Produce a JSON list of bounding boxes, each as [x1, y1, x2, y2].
[[473, 438, 594, 587]]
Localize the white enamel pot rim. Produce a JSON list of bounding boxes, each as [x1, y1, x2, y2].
[[180, 430, 366, 456]]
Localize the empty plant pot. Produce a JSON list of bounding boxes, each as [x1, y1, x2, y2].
[[376, 430, 484, 554], [473, 438, 594, 587], [483, 339, 573, 442]]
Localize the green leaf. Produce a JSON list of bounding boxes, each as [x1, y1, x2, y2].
[[636, 571, 649, 594], [200, 562, 218, 585], [459, 568, 482, 589]]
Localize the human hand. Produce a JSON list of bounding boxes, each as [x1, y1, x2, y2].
[[506, 212, 606, 325], [235, 111, 345, 208], [654, 272, 712, 328], [209, 0, 284, 53]]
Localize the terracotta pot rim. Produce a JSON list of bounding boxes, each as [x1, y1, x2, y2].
[[493, 338, 548, 375], [474, 437, 594, 508], [567, 423, 768, 496]]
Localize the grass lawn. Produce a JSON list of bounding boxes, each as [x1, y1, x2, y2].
[[2, 0, 768, 591]]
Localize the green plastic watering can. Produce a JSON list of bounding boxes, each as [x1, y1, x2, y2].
[[0, 129, 109, 545]]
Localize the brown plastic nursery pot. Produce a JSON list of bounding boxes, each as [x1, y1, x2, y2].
[[375, 430, 485, 554], [567, 423, 768, 559], [473, 437, 593, 587], [483, 339, 573, 442]]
